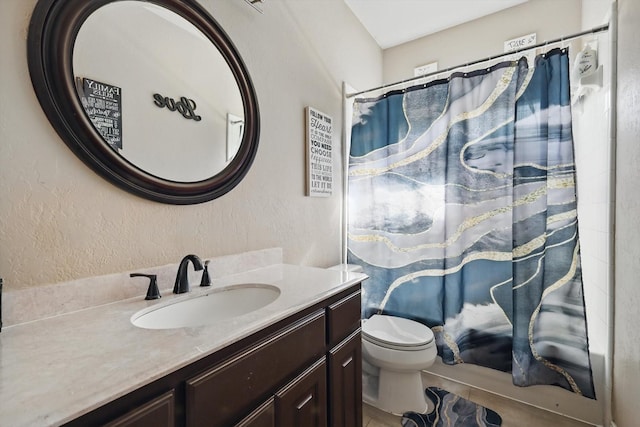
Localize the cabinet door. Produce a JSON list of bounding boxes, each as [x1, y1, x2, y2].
[[235, 398, 275, 427], [103, 391, 174, 427], [275, 358, 327, 427], [328, 330, 362, 427]]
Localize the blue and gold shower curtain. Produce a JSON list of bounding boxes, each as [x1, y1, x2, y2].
[[348, 49, 595, 398]]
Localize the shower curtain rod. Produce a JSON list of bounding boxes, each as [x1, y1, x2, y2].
[[346, 23, 609, 99]]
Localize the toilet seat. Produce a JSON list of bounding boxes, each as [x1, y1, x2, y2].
[[363, 314, 434, 351]]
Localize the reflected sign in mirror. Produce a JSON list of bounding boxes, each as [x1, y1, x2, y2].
[[28, 0, 259, 204]]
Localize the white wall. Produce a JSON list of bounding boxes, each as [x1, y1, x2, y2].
[[382, 0, 582, 84], [613, 1, 640, 426], [0, 0, 382, 289]]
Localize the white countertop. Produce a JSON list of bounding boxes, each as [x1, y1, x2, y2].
[[0, 263, 365, 427]]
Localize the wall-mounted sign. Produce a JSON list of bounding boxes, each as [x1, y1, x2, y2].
[[153, 93, 201, 121], [79, 78, 122, 151], [305, 106, 333, 197], [414, 61, 438, 77], [504, 33, 537, 53]]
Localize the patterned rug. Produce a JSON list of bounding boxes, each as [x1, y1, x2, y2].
[[401, 387, 502, 427]]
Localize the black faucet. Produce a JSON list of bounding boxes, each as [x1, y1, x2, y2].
[[173, 254, 204, 294]]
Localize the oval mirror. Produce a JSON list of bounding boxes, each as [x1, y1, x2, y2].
[[28, 0, 260, 204]]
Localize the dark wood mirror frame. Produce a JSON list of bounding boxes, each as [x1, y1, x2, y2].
[[28, 0, 260, 205]]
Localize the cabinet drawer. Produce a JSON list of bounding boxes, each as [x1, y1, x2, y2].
[[185, 310, 326, 427], [103, 390, 174, 427], [326, 290, 361, 347]]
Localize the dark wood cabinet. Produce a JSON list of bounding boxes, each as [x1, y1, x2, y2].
[[185, 310, 326, 427], [103, 391, 175, 427], [66, 283, 362, 427], [326, 291, 363, 427], [326, 290, 361, 348], [275, 358, 327, 427], [235, 398, 275, 427], [328, 330, 362, 427]]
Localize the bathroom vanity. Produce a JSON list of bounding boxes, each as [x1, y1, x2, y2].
[[0, 253, 365, 427], [72, 285, 361, 427]]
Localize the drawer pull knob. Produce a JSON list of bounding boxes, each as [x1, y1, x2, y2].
[[296, 393, 314, 410], [341, 356, 353, 368]]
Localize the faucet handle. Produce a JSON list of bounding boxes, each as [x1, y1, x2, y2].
[[200, 260, 211, 287], [130, 273, 161, 300]]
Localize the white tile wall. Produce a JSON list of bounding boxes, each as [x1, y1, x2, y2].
[[572, 31, 613, 372]]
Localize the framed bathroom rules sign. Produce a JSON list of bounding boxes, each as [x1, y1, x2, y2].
[[305, 106, 333, 197], [78, 77, 123, 151]]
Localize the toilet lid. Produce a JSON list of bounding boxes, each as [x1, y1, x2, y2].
[[362, 314, 434, 348]]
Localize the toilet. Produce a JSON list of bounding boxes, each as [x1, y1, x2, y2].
[[362, 314, 437, 415], [327, 264, 437, 415]]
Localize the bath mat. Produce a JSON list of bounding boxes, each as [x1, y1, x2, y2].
[[401, 387, 502, 427]]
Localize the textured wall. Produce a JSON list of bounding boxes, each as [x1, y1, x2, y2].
[[613, 1, 640, 426], [0, 0, 382, 289]]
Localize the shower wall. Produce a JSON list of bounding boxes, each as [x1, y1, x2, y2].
[[574, 0, 615, 362], [573, 2, 615, 423], [572, 26, 613, 390]]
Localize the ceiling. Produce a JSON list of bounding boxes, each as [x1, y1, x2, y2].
[[344, 0, 529, 49]]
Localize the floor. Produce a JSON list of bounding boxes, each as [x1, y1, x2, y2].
[[362, 372, 594, 427]]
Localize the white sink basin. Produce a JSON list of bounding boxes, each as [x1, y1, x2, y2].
[[131, 284, 280, 329]]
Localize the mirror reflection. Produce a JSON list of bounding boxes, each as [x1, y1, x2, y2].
[[73, 1, 245, 182]]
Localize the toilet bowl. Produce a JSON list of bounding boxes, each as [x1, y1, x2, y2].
[[362, 314, 437, 415]]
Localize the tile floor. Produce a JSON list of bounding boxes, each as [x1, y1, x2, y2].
[[362, 373, 594, 427]]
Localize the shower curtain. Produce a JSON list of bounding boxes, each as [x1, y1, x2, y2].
[[348, 48, 595, 398]]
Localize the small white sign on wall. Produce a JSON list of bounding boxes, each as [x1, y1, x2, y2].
[[414, 61, 438, 77], [504, 33, 537, 53], [305, 106, 333, 197]]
